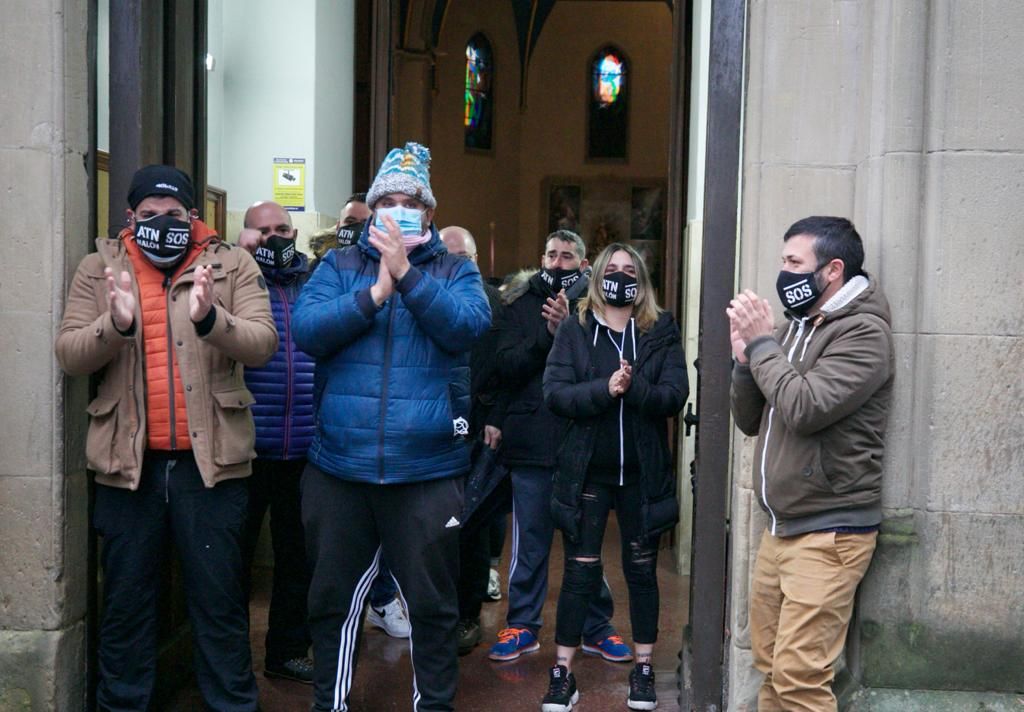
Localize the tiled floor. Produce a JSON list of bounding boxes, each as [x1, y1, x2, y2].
[[169, 514, 689, 711]]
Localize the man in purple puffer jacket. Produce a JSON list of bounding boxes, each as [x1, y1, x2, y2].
[[238, 200, 316, 684]]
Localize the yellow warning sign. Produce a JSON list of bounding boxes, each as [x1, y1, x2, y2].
[[272, 158, 306, 212]]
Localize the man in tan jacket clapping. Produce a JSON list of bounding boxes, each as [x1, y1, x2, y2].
[[55, 164, 277, 712]]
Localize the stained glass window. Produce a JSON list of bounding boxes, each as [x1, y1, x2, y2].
[[465, 33, 494, 150], [588, 46, 629, 159]]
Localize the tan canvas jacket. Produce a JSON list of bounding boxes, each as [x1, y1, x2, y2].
[[730, 275, 895, 537], [55, 233, 278, 489]]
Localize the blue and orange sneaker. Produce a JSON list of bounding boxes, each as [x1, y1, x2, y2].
[[488, 627, 540, 661], [582, 634, 633, 662]]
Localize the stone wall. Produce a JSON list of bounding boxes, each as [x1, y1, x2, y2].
[[0, 0, 91, 709], [729, 0, 1024, 707]]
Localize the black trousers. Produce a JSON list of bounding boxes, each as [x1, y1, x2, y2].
[[241, 457, 312, 665], [302, 465, 463, 712], [555, 480, 660, 647], [457, 524, 491, 621], [94, 452, 257, 712], [457, 473, 511, 621]]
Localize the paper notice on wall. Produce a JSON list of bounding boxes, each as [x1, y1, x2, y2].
[[273, 158, 306, 212]]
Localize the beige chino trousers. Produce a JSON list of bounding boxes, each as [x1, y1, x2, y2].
[[750, 529, 877, 711]]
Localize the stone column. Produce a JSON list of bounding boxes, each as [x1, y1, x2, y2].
[[0, 0, 91, 709], [729, 0, 1024, 707]]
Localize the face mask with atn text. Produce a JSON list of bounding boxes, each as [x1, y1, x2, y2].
[[540, 267, 582, 293], [336, 221, 364, 247], [134, 214, 191, 270], [601, 271, 638, 307], [254, 234, 296, 270]]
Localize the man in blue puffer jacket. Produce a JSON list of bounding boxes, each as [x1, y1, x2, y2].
[[293, 142, 490, 712], [237, 200, 316, 684]]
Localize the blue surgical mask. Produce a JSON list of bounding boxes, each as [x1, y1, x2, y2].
[[374, 206, 425, 236]]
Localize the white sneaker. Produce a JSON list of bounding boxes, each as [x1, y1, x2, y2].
[[367, 597, 411, 638], [486, 567, 502, 601]]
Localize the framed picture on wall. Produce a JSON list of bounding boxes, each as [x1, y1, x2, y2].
[[547, 183, 582, 233], [630, 185, 664, 241], [539, 177, 667, 296], [580, 181, 630, 260]]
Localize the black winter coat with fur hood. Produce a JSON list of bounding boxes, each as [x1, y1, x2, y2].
[[494, 269, 589, 468]]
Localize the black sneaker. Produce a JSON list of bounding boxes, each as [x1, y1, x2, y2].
[[456, 617, 481, 656], [541, 665, 579, 712], [264, 656, 314, 685], [627, 662, 657, 710]]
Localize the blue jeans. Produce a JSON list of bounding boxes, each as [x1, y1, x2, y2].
[[506, 465, 615, 641]]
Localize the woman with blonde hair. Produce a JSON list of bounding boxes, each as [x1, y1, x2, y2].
[[540, 242, 688, 711]]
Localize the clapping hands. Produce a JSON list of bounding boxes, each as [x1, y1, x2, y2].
[[608, 358, 633, 397], [190, 265, 215, 322], [726, 289, 775, 363], [543, 290, 570, 335], [105, 268, 135, 332]]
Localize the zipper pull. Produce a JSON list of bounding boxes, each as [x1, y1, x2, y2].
[[162, 273, 171, 291]]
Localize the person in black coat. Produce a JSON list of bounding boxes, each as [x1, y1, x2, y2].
[[488, 231, 622, 664], [440, 226, 509, 655], [539, 242, 688, 712]]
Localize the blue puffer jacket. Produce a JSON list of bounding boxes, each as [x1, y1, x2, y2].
[[292, 225, 491, 484], [244, 253, 317, 460]]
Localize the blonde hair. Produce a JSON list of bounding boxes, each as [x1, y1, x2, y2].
[[578, 242, 662, 332]]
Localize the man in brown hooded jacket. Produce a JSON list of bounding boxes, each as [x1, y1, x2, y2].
[[728, 216, 894, 712]]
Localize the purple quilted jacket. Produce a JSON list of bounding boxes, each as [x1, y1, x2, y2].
[[244, 254, 316, 460]]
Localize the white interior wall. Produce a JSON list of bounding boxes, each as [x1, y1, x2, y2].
[[213, 0, 355, 249], [314, 0, 356, 216], [97, 0, 109, 152], [220, 0, 318, 212], [206, 0, 225, 188]]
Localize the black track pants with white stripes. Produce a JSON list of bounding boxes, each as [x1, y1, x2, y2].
[[302, 464, 463, 712]]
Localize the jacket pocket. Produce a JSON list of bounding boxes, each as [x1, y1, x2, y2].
[[643, 490, 680, 538], [550, 493, 581, 543], [85, 395, 121, 474], [766, 437, 835, 517], [211, 387, 257, 466]]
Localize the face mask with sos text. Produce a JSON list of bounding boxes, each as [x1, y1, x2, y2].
[[253, 234, 296, 270], [775, 268, 823, 315], [134, 214, 191, 269], [601, 271, 638, 307]]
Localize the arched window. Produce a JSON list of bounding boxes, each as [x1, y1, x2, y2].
[[464, 33, 494, 150], [588, 45, 629, 159]]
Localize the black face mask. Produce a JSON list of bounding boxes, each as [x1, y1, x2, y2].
[[134, 214, 191, 270], [336, 221, 364, 248], [254, 235, 297, 270], [776, 268, 824, 315], [540, 267, 582, 293], [601, 271, 638, 307]]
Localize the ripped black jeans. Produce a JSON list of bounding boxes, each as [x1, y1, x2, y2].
[[554, 480, 660, 646]]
